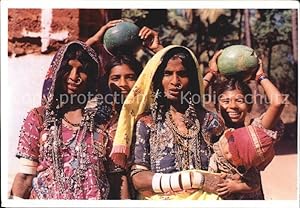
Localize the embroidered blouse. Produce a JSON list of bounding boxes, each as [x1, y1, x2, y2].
[[131, 110, 224, 173], [16, 108, 109, 199]]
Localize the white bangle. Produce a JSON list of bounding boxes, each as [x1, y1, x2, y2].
[[180, 171, 192, 190], [191, 171, 205, 189], [152, 173, 163, 193], [11, 195, 24, 200], [170, 172, 182, 192], [160, 174, 172, 193], [19, 165, 37, 175], [19, 158, 37, 175]]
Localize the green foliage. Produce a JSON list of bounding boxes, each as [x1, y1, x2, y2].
[[270, 44, 296, 103], [121, 9, 149, 23], [120, 9, 296, 102], [252, 9, 292, 47]]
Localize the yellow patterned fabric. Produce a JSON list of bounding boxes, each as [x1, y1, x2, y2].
[[110, 45, 204, 166], [146, 191, 221, 200]]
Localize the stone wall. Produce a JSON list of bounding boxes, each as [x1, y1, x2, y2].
[[8, 9, 121, 57], [8, 9, 79, 56]]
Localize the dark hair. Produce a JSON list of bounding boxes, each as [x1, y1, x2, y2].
[[153, 47, 201, 109], [105, 55, 142, 78], [215, 78, 253, 112], [56, 43, 98, 92], [99, 54, 143, 94], [53, 43, 99, 111]]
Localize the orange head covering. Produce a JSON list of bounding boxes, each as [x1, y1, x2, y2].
[[225, 125, 275, 171]]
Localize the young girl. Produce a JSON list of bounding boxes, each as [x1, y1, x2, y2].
[[86, 20, 163, 199], [96, 55, 143, 199], [204, 51, 285, 199]]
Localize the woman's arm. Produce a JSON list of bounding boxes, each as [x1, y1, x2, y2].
[[138, 26, 163, 53], [85, 19, 123, 46], [256, 59, 285, 129], [11, 173, 34, 199], [204, 50, 222, 90], [131, 170, 155, 197]]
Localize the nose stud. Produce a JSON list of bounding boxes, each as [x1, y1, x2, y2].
[[75, 77, 82, 84], [175, 84, 182, 90]]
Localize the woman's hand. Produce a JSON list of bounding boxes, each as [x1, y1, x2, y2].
[[255, 58, 265, 77], [208, 50, 223, 74], [101, 19, 123, 34], [203, 50, 222, 90], [86, 19, 123, 46], [139, 26, 163, 53]]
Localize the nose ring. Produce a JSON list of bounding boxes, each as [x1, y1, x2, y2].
[[175, 84, 182, 90], [75, 77, 82, 84]]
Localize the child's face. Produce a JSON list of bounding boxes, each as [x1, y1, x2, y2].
[[218, 89, 250, 126], [108, 64, 137, 97]]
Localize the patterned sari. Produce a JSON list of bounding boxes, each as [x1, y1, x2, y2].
[[111, 45, 225, 200], [16, 41, 110, 199]]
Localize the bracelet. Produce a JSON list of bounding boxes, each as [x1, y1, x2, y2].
[[19, 158, 38, 175], [10, 195, 24, 200], [160, 174, 172, 193], [203, 78, 210, 83], [170, 172, 182, 192], [209, 68, 218, 76], [152, 173, 163, 193], [191, 171, 205, 189], [180, 171, 192, 190], [256, 73, 268, 84]]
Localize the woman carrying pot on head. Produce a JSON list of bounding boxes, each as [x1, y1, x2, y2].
[[203, 51, 285, 199], [110, 45, 226, 200], [10, 41, 111, 199], [95, 55, 143, 199], [86, 19, 163, 199], [86, 19, 163, 70]]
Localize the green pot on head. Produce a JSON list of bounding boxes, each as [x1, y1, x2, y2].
[[217, 45, 259, 81], [103, 21, 142, 56]]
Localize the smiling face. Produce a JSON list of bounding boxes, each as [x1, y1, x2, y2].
[[108, 64, 137, 97], [162, 57, 190, 102], [218, 89, 250, 127], [63, 59, 88, 95]]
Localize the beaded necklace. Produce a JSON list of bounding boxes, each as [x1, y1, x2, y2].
[[63, 115, 81, 127], [47, 110, 104, 198], [165, 111, 201, 170]]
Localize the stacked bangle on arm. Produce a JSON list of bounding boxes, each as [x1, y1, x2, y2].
[[191, 171, 205, 189], [152, 171, 206, 194], [170, 172, 182, 192], [152, 173, 163, 193], [152, 172, 183, 194], [180, 171, 192, 190], [160, 174, 172, 193], [256, 73, 268, 84]]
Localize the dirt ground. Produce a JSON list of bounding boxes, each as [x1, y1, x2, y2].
[[261, 101, 298, 200]]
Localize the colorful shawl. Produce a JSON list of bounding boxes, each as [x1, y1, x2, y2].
[[110, 45, 204, 166], [215, 125, 276, 172], [41, 40, 102, 107]]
